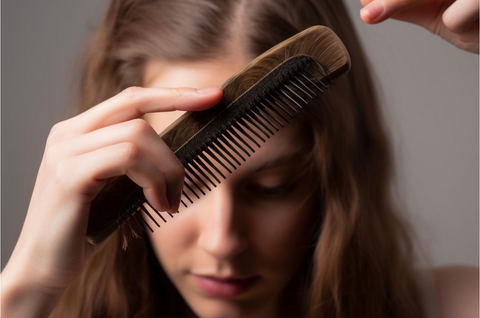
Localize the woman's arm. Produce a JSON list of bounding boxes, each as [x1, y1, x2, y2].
[[2, 267, 65, 318], [1, 86, 223, 317], [434, 265, 479, 318]]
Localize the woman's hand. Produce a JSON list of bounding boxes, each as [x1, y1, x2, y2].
[[1, 86, 222, 316], [360, 0, 479, 54]]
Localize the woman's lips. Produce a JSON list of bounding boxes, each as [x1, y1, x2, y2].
[[191, 274, 259, 297]]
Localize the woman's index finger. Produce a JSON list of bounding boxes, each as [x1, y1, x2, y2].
[[360, 0, 430, 24], [72, 86, 223, 133]]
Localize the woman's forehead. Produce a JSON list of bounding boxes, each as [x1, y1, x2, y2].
[[143, 57, 248, 133], [143, 56, 250, 88]]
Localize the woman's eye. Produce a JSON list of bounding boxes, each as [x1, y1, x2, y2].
[[249, 182, 294, 198]]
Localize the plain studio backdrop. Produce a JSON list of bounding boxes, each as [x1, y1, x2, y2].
[[1, 0, 479, 270]]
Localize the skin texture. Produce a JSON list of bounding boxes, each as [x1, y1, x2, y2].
[[359, 0, 479, 54], [434, 266, 479, 318], [143, 57, 318, 318]]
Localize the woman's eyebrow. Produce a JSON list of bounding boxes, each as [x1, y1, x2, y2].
[[249, 150, 305, 173]]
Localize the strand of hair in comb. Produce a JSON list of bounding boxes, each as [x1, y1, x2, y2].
[[86, 25, 351, 245]]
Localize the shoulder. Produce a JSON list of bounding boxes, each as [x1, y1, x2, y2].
[[432, 265, 479, 318]]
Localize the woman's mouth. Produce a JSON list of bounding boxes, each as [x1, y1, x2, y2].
[[191, 273, 259, 297]]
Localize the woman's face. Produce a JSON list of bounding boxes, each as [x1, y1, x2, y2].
[[143, 56, 316, 318]]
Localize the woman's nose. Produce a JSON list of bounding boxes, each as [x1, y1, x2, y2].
[[196, 186, 248, 260]]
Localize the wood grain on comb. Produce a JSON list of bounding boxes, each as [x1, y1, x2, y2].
[[86, 25, 351, 245], [161, 25, 350, 149]]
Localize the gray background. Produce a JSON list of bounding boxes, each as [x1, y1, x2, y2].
[[1, 0, 478, 270]]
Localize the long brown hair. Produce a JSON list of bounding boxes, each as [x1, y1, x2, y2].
[[51, 0, 427, 317]]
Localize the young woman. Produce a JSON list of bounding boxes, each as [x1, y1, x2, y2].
[[2, 0, 478, 317]]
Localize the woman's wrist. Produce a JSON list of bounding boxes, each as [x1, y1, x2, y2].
[[1, 262, 66, 318]]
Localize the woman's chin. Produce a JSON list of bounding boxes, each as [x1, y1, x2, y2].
[[186, 298, 254, 318], [180, 285, 276, 318]]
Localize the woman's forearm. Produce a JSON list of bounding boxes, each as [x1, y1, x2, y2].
[[1, 265, 65, 318]]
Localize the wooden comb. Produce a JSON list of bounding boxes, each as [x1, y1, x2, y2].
[[86, 25, 351, 245]]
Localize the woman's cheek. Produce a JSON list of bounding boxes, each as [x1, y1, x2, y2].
[[248, 196, 315, 275], [147, 211, 199, 275]]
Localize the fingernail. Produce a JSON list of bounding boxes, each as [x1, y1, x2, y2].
[[196, 87, 220, 94], [172, 192, 182, 213], [161, 193, 170, 212], [361, 1, 384, 21]]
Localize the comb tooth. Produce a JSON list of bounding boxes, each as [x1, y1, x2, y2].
[[299, 72, 323, 94], [237, 119, 265, 144], [184, 180, 200, 199], [131, 211, 149, 234], [311, 63, 333, 86], [244, 113, 270, 139], [259, 102, 285, 127], [232, 122, 260, 149], [247, 110, 275, 136], [284, 84, 308, 106], [143, 196, 173, 218], [294, 75, 316, 97], [205, 148, 232, 174], [290, 77, 313, 99], [265, 96, 292, 121], [309, 62, 329, 86], [227, 128, 255, 153], [224, 130, 251, 157], [219, 135, 245, 162], [213, 140, 240, 167], [181, 199, 188, 208], [273, 92, 298, 114], [182, 190, 193, 204], [192, 157, 220, 188], [199, 152, 226, 179], [210, 143, 237, 170], [143, 200, 168, 222], [135, 210, 154, 233], [280, 88, 303, 110], [194, 157, 221, 184], [190, 159, 217, 188], [248, 111, 274, 136], [305, 69, 328, 90], [139, 204, 161, 227], [248, 109, 274, 134], [185, 172, 205, 196], [323, 65, 334, 85], [254, 106, 279, 131], [186, 167, 210, 193]]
